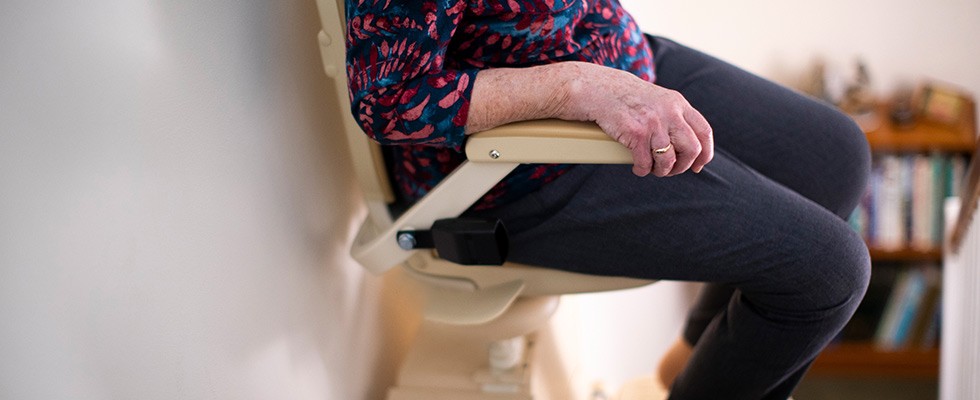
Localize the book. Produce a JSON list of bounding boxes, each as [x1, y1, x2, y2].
[[948, 155, 966, 198], [930, 153, 947, 246], [910, 155, 934, 249], [874, 269, 910, 348], [876, 155, 907, 249], [866, 160, 881, 244], [907, 265, 942, 348], [875, 267, 928, 349]]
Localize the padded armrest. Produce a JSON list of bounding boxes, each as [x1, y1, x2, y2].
[[466, 119, 632, 164]]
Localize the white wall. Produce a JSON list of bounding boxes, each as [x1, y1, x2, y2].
[[624, 0, 980, 106], [0, 1, 399, 399]]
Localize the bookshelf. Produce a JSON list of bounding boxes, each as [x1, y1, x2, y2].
[[867, 247, 942, 263], [863, 104, 976, 153], [809, 342, 940, 378], [809, 99, 977, 379]]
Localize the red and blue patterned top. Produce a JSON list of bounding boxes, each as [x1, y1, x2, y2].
[[345, 0, 654, 209]]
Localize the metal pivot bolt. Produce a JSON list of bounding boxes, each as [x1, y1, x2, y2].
[[489, 149, 501, 159], [397, 233, 417, 250]]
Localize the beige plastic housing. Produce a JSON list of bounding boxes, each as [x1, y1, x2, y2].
[[317, 0, 653, 326], [317, 0, 395, 227], [317, 1, 658, 398]]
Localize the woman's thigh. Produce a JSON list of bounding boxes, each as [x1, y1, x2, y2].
[[488, 153, 868, 302], [649, 35, 871, 219]]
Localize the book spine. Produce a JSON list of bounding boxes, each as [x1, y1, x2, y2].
[[892, 267, 928, 348], [911, 155, 934, 249], [877, 155, 906, 250], [875, 269, 911, 349]]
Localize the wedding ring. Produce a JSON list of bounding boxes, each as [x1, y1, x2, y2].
[[653, 143, 673, 154]]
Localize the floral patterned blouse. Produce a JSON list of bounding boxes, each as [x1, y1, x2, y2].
[[345, 0, 654, 209]]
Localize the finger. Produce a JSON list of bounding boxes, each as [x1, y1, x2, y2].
[[651, 136, 676, 177], [626, 129, 654, 177], [666, 122, 701, 176], [684, 107, 714, 173]]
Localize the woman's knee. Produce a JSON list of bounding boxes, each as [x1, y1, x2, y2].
[[824, 224, 871, 300], [748, 211, 870, 322], [793, 220, 871, 318]]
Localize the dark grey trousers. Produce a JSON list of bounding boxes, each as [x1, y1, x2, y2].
[[470, 36, 872, 399]]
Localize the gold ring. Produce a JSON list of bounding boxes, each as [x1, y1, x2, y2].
[[653, 143, 672, 154]]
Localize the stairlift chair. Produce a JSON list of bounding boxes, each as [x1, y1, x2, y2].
[[316, 1, 657, 398]]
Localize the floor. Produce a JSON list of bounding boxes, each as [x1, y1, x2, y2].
[[613, 377, 669, 400], [793, 377, 938, 400], [608, 376, 939, 400]]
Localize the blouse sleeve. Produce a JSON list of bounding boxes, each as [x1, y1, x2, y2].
[[345, 0, 478, 149]]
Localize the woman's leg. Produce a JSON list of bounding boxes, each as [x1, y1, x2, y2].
[[475, 37, 871, 398], [646, 36, 873, 395], [485, 151, 868, 399], [657, 283, 732, 389]]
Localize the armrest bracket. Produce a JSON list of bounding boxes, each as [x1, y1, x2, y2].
[[351, 161, 519, 274], [350, 119, 629, 275]]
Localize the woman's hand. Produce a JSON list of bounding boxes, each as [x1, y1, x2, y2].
[[468, 61, 713, 177], [562, 62, 714, 177]]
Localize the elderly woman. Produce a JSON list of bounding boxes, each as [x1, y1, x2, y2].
[[345, 1, 871, 399]]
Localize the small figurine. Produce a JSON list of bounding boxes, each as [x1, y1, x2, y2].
[[802, 59, 847, 106], [839, 60, 880, 131], [889, 85, 917, 129]]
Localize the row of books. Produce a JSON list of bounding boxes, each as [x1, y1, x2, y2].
[[848, 153, 967, 250], [840, 263, 942, 350]]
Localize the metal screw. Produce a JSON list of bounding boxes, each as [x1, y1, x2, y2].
[[397, 233, 417, 250], [489, 150, 501, 159]]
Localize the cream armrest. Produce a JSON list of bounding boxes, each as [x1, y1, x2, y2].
[[351, 119, 631, 275], [465, 119, 632, 164]]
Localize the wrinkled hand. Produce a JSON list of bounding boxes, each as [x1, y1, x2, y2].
[[566, 63, 714, 177]]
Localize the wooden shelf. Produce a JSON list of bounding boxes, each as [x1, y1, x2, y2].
[[868, 247, 942, 262], [809, 342, 940, 378], [863, 103, 976, 153]]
